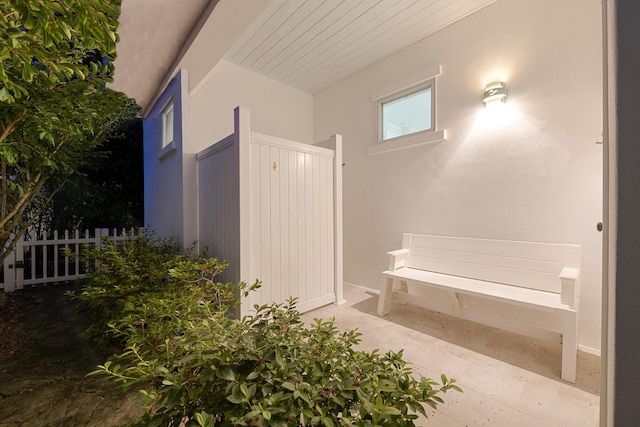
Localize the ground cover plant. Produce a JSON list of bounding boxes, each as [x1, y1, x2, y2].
[[72, 232, 461, 426]]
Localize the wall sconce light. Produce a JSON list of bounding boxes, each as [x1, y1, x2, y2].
[[482, 81, 507, 107]]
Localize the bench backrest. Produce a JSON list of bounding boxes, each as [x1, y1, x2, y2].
[[402, 234, 581, 294]]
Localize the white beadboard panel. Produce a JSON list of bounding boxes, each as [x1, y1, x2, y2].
[[268, 146, 280, 303], [279, 147, 291, 304], [225, 0, 497, 93], [252, 132, 334, 157], [248, 136, 336, 312], [197, 138, 240, 284], [314, 135, 344, 304], [266, 0, 391, 81], [296, 293, 336, 314], [249, 138, 262, 302], [259, 143, 271, 306], [304, 153, 315, 303], [250, 0, 345, 71], [289, 0, 450, 91], [276, 0, 415, 85], [226, 0, 306, 64], [197, 108, 340, 315], [296, 151, 308, 305], [288, 150, 300, 300], [260, 0, 369, 75], [301, 0, 495, 92]]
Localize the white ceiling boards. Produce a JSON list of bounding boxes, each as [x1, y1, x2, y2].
[[225, 0, 497, 93]]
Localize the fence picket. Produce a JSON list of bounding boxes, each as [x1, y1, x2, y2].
[[42, 231, 48, 280], [2, 236, 18, 292], [64, 230, 69, 278], [0, 228, 139, 292], [15, 234, 24, 291]]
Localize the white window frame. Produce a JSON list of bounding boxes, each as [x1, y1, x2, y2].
[[377, 81, 435, 142], [369, 65, 446, 156], [161, 98, 175, 148]]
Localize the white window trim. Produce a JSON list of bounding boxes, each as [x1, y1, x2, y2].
[[368, 129, 446, 156], [369, 65, 446, 156], [158, 97, 177, 160], [377, 81, 435, 141]]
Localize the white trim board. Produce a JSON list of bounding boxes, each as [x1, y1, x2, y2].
[[370, 65, 442, 102], [368, 129, 446, 156]]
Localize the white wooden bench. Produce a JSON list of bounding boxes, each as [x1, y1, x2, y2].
[[377, 234, 581, 383]]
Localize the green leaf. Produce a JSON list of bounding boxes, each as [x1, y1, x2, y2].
[[380, 406, 401, 416], [227, 394, 243, 404], [0, 87, 9, 101], [217, 366, 235, 381], [21, 65, 34, 82], [59, 21, 73, 39], [194, 412, 215, 427], [282, 381, 296, 391], [23, 12, 36, 30], [321, 417, 335, 427]]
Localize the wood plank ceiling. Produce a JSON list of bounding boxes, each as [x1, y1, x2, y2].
[[225, 0, 497, 94]]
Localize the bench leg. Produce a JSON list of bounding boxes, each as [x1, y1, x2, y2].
[[377, 277, 395, 316], [561, 310, 578, 383]]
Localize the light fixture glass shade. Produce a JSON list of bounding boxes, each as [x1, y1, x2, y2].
[[482, 81, 507, 106]]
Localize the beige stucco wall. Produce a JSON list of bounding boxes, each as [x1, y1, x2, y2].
[[187, 58, 314, 152]]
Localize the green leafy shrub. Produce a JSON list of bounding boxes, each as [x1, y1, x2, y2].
[[77, 233, 461, 426], [68, 230, 186, 343]]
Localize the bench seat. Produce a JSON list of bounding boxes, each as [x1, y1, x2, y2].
[[377, 234, 581, 383], [383, 267, 574, 313]]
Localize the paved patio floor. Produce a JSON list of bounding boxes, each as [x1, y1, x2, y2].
[[301, 284, 600, 427]]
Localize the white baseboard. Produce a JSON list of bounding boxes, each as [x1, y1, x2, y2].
[[578, 345, 601, 357], [344, 282, 380, 294]]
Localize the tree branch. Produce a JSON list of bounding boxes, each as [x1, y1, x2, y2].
[[0, 112, 25, 144]]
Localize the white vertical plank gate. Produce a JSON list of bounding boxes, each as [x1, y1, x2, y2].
[[1, 228, 133, 292], [197, 106, 343, 316]]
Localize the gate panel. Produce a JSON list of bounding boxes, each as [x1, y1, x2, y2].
[[249, 134, 335, 313]]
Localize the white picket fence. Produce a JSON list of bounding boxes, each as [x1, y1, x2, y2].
[[1, 228, 135, 292]]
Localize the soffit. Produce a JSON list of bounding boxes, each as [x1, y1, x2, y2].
[[109, 0, 211, 108], [225, 0, 498, 94]]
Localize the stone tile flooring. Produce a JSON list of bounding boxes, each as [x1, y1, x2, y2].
[[301, 284, 600, 426]]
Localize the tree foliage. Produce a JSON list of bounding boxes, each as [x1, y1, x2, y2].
[[44, 117, 143, 232], [0, 82, 138, 262], [0, 0, 137, 263], [0, 0, 121, 102]]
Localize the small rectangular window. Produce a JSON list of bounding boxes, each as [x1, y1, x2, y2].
[[161, 101, 174, 148], [379, 81, 434, 142]]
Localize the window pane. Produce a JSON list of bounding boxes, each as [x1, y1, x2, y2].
[[381, 87, 432, 140], [162, 103, 174, 147]]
